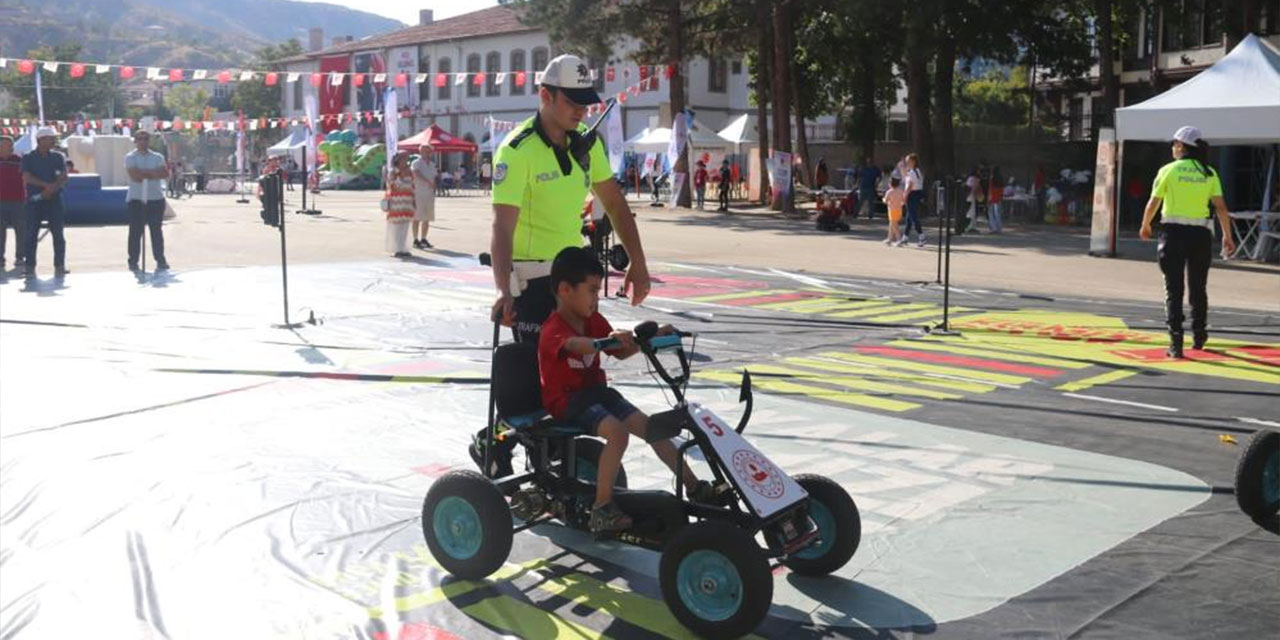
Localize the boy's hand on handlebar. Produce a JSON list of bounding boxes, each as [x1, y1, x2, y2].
[[656, 324, 676, 336], [608, 330, 635, 349]]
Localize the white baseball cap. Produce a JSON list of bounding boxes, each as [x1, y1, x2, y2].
[[1172, 126, 1202, 145], [35, 126, 58, 139], [540, 54, 602, 105]]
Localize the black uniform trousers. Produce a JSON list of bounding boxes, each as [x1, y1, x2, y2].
[[1157, 223, 1212, 339]]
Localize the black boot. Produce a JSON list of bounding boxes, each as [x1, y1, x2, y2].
[[1192, 331, 1207, 351], [1167, 333, 1184, 359]]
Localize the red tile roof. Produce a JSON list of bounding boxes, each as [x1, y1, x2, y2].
[[279, 5, 538, 63]]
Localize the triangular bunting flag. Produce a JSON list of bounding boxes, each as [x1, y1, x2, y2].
[[70, 64, 85, 78], [330, 72, 343, 86], [119, 66, 135, 79], [43, 61, 59, 73], [415, 73, 427, 84], [495, 72, 507, 84], [534, 71, 544, 85], [265, 72, 278, 86], [168, 69, 184, 82], [287, 72, 300, 83], [373, 73, 386, 83], [193, 69, 207, 80], [454, 73, 466, 86], [239, 71, 254, 82], [96, 64, 110, 74], [515, 71, 526, 87], [394, 73, 407, 87], [146, 67, 162, 80]]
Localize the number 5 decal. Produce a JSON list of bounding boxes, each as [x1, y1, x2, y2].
[[701, 415, 724, 436]]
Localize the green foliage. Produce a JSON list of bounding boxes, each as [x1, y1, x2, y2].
[[954, 67, 1031, 126], [0, 44, 123, 119], [166, 84, 209, 122]]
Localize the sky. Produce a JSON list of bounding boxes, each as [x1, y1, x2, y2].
[[306, 0, 501, 27]]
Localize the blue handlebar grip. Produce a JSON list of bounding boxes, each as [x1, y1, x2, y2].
[[593, 337, 622, 351], [649, 334, 683, 350]]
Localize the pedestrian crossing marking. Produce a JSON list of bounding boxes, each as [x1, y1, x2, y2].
[[1055, 369, 1140, 392], [757, 297, 894, 314], [857, 346, 1066, 378], [862, 307, 971, 323], [688, 288, 791, 303], [888, 339, 1093, 369], [822, 352, 1032, 386], [826, 303, 935, 319], [743, 364, 965, 400], [698, 370, 921, 412], [783, 356, 999, 394]]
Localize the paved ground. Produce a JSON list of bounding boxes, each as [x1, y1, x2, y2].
[[18, 189, 1279, 312], [1, 192, 1277, 639]]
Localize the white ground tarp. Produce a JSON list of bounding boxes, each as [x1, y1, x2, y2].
[[1115, 34, 1280, 144]]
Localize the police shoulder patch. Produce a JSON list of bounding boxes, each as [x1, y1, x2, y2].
[[507, 128, 535, 149], [494, 162, 508, 185]]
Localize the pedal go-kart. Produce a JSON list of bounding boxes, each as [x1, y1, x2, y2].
[[422, 321, 861, 638], [1234, 429, 1278, 529]]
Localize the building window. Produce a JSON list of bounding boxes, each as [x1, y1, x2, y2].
[[292, 78, 303, 111], [485, 51, 501, 97], [531, 47, 549, 83], [731, 60, 742, 75], [708, 58, 728, 93], [510, 50, 526, 95], [418, 49, 431, 102], [1161, 0, 1223, 51], [467, 54, 481, 98], [437, 57, 451, 100], [1261, 0, 1280, 35]]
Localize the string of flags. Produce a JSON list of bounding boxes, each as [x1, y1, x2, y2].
[[0, 110, 518, 137]]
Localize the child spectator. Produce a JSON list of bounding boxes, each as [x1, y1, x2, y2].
[[883, 176, 906, 246]]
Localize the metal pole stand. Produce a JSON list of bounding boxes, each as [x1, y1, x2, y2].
[[267, 172, 306, 329], [235, 168, 250, 204], [296, 146, 321, 216], [928, 184, 961, 337]]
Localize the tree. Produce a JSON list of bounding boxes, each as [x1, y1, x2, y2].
[[0, 44, 122, 120], [166, 84, 209, 122], [231, 39, 304, 118]]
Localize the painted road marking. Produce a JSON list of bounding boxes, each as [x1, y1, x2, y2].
[[856, 346, 1066, 378], [1237, 417, 1280, 428], [826, 352, 1032, 386], [1061, 392, 1179, 412], [688, 288, 790, 303], [463, 595, 604, 640], [757, 297, 893, 314], [784, 356, 999, 394], [698, 370, 921, 412], [742, 364, 964, 400], [888, 339, 1092, 369], [827, 303, 934, 319], [1055, 370, 1140, 392], [861, 307, 972, 324]]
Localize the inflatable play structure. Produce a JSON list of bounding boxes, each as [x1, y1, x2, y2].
[[60, 174, 175, 225], [317, 130, 385, 190]]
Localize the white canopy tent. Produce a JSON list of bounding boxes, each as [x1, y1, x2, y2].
[[1115, 34, 1280, 144], [266, 128, 309, 164], [717, 114, 758, 146], [624, 122, 733, 153]]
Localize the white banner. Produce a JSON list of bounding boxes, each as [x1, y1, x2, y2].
[[605, 101, 624, 175], [666, 110, 688, 176], [304, 92, 319, 176], [383, 87, 398, 174]]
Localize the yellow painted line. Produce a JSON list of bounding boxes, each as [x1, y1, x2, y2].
[[820, 351, 1032, 386], [825, 303, 933, 319], [783, 357, 998, 393], [378, 559, 549, 614], [688, 288, 790, 303], [861, 307, 965, 323], [756, 297, 891, 314], [889, 339, 1093, 369], [1055, 369, 1140, 392], [699, 370, 920, 412], [463, 595, 605, 640], [744, 364, 962, 400]]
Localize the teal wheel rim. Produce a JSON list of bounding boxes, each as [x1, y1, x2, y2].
[[433, 496, 482, 560], [1263, 450, 1279, 506], [794, 499, 835, 560], [676, 550, 744, 622]]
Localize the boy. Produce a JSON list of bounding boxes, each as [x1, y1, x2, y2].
[[883, 176, 906, 246], [540, 246, 721, 532]]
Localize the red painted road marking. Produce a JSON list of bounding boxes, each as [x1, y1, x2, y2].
[[1232, 346, 1280, 367], [855, 346, 1065, 378], [1114, 346, 1279, 366], [716, 291, 827, 307], [652, 275, 768, 299], [398, 622, 464, 640], [412, 463, 455, 478]]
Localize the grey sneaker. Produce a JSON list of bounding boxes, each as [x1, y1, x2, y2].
[[589, 501, 632, 532]]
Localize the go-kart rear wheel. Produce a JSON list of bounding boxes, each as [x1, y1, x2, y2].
[[422, 470, 513, 580], [1235, 429, 1279, 522], [783, 474, 860, 576], [660, 521, 772, 639], [571, 437, 628, 489]]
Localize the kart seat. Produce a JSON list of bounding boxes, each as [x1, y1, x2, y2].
[[494, 342, 587, 436]]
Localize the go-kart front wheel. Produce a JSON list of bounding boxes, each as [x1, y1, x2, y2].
[[422, 470, 513, 580], [1235, 429, 1279, 523], [783, 474, 860, 576], [660, 521, 772, 639]]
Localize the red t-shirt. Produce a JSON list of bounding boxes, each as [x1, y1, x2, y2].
[[539, 311, 616, 418], [694, 167, 708, 188], [0, 154, 24, 203]]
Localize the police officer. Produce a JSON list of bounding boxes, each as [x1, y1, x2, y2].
[[477, 54, 651, 476], [489, 53, 650, 343], [1139, 126, 1235, 358]]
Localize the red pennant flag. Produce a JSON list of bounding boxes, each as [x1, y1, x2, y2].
[[394, 73, 407, 88], [119, 66, 135, 79], [169, 68, 183, 82], [172, 117, 183, 130], [217, 70, 231, 84], [649, 77, 659, 91], [18, 60, 34, 75], [664, 64, 675, 79], [434, 73, 447, 87], [265, 72, 279, 86], [514, 71, 526, 87], [353, 74, 365, 87], [618, 92, 627, 104], [70, 63, 86, 78], [472, 72, 485, 86], [606, 67, 615, 82], [638, 65, 649, 81], [310, 73, 322, 87]]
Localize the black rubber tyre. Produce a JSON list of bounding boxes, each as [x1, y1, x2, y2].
[[572, 436, 628, 489], [660, 521, 772, 639], [783, 474, 861, 576], [1235, 429, 1279, 522], [422, 470, 513, 580]]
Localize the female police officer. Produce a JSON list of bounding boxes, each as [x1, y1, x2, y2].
[[1139, 126, 1236, 359]]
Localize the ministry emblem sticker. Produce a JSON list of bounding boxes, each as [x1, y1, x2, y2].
[[732, 449, 785, 499]]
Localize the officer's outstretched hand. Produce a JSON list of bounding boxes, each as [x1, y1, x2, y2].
[[1222, 232, 1236, 256], [1139, 223, 1153, 240], [492, 293, 516, 327], [621, 261, 651, 307]]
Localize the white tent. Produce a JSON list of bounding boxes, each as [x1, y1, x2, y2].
[[623, 122, 733, 153], [266, 128, 309, 164], [717, 114, 758, 145], [1115, 34, 1280, 144]]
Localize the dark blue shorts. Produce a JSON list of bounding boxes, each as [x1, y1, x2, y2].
[[563, 386, 639, 435]]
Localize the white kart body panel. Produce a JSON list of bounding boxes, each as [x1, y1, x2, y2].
[[687, 403, 808, 519]]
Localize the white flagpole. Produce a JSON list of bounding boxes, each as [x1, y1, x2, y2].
[[35, 68, 45, 123]]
